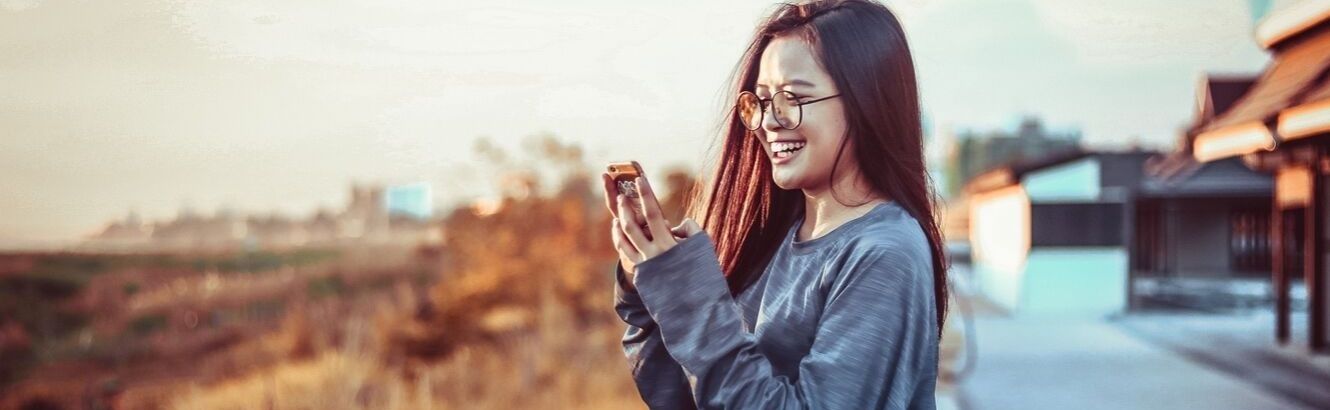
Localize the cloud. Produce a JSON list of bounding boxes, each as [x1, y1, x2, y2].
[[0, 0, 40, 12], [1028, 0, 1267, 68], [169, 1, 642, 71]]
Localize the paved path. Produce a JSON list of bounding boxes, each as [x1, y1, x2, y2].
[[936, 300, 1309, 410], [1115, 311, 1330, 409]]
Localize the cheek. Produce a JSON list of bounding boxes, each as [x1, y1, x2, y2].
[[804, 108, 848, 162], [804, 125, 848, 169]]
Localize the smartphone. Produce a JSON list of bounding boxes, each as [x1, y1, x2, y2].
[[607, 161, 652, 238]]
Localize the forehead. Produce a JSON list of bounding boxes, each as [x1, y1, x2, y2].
[[756, 35, 829, 90]]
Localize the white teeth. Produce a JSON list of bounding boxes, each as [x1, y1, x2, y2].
[[771, 141, 806, 154]]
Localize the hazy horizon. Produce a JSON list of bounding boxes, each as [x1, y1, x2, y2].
[[1, 0, 1280, 249]]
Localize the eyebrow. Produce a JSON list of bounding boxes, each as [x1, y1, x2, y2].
[[756, 79, 816, 90]]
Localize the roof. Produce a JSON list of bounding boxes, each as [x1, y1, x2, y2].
[[1192, 19, 1330, 162], [1199, 29, 1330, 134], [1140, 154, 1273, 198], [1256, 0, 1330, 49], [963, 150, 1088, 194], [963, 150, 1160, 195], [1189, 75, 1257, 135], [964, 148, 1272, 199], [1207, 77, 1259, 118], [1307, 68, 1330, 102], [1179, 74, 1256, 154]]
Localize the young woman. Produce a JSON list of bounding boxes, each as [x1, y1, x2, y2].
[[603, 1, 948, 408]]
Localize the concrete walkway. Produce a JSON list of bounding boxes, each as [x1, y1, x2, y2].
[[937, 301, 1310, 410], [1115, 311, 1330, 409]]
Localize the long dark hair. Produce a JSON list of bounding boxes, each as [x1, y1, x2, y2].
[[685, 0, 949, 337]]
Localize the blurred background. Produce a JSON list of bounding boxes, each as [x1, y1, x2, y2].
[[3, 0, 1330, 409]]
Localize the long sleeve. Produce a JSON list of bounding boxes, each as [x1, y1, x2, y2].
[[632, 233, 938, 409], [613, 262, 699, 409]]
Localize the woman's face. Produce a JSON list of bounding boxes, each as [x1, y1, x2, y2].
[[753, 35, 851, 192]]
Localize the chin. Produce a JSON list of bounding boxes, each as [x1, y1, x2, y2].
[[771, 168, 806, 191]]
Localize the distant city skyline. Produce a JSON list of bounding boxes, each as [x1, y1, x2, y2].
[[81, 182, 439, 253], [0, 0, 1285, 249]]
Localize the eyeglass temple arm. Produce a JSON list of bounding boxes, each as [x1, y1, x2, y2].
[[798, 93, 841, 105]]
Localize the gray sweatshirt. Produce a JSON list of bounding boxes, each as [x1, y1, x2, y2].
[[613, 200, 939, 409]]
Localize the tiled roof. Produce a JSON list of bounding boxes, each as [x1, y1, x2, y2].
[[1201, 29, 1330, 134]]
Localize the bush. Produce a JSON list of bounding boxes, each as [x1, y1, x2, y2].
[[307, 276, 346, 300], [130, 314, 168, 336]]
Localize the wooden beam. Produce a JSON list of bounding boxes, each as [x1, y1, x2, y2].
[[1124, 192, 1137, 311], [1279, 99, 1330, 141], [1256, 0, 1330, 49], [1310, 148, 1328, 352], [1273, 189, 1290, 344], [1193, 122, 1277, 163]]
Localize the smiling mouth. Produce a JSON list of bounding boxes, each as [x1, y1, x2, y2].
[[771, 141, 806, 159]]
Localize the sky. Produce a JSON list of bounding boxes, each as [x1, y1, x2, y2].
[[0, 0, 1283, 249]]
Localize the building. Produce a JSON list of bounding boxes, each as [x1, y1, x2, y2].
[[966, 147, 1275, 316], [1190, 1, 1330, 352], [966, 151, 1155, 316], [1132, 153, 1274, 310], [1129, 74, 1276, 310]]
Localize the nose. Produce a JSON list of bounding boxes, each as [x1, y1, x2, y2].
[[760, 101, 783, 138]]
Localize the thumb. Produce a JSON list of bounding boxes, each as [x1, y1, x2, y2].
[[685, 218, 703, 234], [673, 218, 702, 237], [670, 222, 688, 237]]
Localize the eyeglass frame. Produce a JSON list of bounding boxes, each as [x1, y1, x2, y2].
[[736, 89, 842, 131]]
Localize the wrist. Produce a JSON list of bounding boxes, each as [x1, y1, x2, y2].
[[617, 262, 638, 293]]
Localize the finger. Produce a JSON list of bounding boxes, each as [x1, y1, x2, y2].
[[618, 195, 654, 253], [601, 173, 619, 217], [611, 218, 643, 262], [636, 177, 673, 243], [615, 192, 642, 227], [611, 217, 622, 246]]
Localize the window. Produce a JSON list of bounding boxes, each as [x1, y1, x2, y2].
[[1230, 208, 1272, 273], [1030, 203, 1123, 247]]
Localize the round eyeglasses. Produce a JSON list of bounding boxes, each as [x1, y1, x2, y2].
[[736, 90, 841, 131]]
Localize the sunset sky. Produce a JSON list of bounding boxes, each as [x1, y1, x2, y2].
[[0, 0, 1282, 249]]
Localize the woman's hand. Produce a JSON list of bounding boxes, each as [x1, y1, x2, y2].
[[601, 172, 703, 285]]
